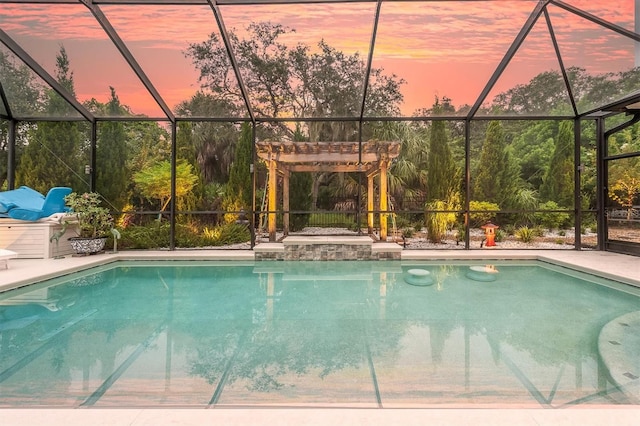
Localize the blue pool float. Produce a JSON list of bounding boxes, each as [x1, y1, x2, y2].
[[0, 186, 71, 221]]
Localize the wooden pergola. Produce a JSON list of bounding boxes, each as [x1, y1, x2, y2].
[[256, 140, 401, 242]]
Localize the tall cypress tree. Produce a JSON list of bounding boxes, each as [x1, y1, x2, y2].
[[17, 46, 84, 193], [227, 122, 253, 210], [96, 87, 128, 209], [473, 121, 517, 206], [426, 98, 458, 203], [540, 121, 574, 207]]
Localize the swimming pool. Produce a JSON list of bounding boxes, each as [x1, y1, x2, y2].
[[1, 260, 638, 408]]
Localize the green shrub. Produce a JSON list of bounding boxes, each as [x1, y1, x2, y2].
[[214, 223, 251, 245], [395, 215, 411, 229], [401, 227, 415, 238], [507, 188, 539, 227], [425, 199, 457, 243], [119, 221, 249, 249], [469, 200, 500, 227], [515, 226, 535, 243], [502, 224, 516, 236], [494, 228, 506, 242], [176, 225, 208, 247], [535, 201, 570, 230], [532, 225, 546, 237], [119, 223, 170, 249]]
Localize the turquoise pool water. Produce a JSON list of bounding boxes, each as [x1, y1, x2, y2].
[[0, 260, 638, 408]]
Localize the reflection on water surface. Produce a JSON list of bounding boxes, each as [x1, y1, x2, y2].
[[1, 260, 638, 408]]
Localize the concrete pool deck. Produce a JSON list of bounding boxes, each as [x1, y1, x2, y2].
[[1, 249, 640, 425]]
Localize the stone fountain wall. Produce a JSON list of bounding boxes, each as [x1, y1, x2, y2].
[[254, 236, 401, 261]]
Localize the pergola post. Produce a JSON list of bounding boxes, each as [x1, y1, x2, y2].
[[283, 169, 290, 236], [268, 159, 277, 242], [367, 173, 374, 234], [379, 159, 388, 241]]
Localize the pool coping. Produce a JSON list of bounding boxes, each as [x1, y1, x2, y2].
[[3, 407, 640, 426], [1, 249, 639, 425], [2, 249, 638, 292]]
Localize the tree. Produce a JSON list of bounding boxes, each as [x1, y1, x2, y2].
[[540, 121, 574, 207], [0, 51, 42, 116], [423, 99, 460, 241], [17, 47, 85, 193], [383, 121, 428, 209], [609, 172, 640, 220], [490, 67, 640, 115], [473, 121, 508, 204], [426, 98, 459, 203], [133, 160, 198, 214], [175, 92, 240, 184], [472, 121, 522, 211], [0, 51, 42, 187], [227, 123, 254, 211], [509, 121, 556, 189], [125, 121, 171, 180], [492, 70, 570, 114], [186, 21, 404, 142], [93, 87, 129, 210]]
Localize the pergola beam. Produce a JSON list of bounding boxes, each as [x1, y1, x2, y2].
[[286, 164, 366, 173], [260, 152, 385, 163]]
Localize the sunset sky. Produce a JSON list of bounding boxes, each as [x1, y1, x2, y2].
[[0, 0, 637, 117]]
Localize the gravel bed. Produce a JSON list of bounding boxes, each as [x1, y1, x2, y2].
[[250, 227, 598, 250]]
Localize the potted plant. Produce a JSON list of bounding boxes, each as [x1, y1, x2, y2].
[[64, 192, 114, 254]]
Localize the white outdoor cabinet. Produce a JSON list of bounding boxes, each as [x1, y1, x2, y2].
[[0, 219, 76, 258]]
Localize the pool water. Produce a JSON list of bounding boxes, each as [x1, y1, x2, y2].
[[1, 260, 638, 408]]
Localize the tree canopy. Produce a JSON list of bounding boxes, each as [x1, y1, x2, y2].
[[186, 22, 404, 141]]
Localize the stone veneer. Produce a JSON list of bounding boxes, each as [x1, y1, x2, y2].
[[253, 236, 402, 261]]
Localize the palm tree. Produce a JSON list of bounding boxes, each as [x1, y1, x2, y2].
[[375, 121, 428, 210]]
